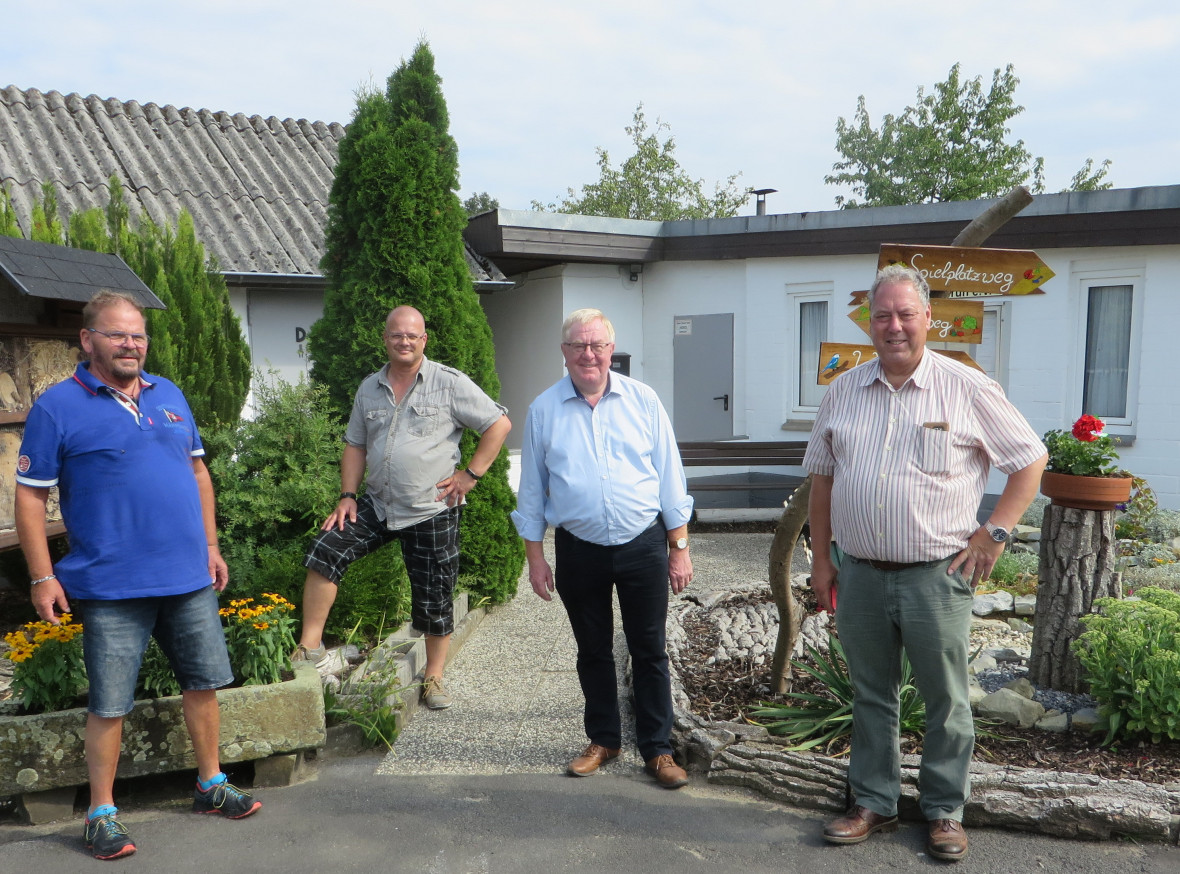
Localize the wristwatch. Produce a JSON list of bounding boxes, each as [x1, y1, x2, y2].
[[984, 521, 1010, 543], [670, 536, 689, 550]]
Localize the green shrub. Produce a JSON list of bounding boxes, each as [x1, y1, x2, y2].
[[1146, 509, 1180, 544], [1122, 563, 1180, 595], [987, 549, 1039, 588], [1020, 496, 1049, 528], [1137, 543, 1177, 568], [1115, 476, 1158, 541], [1074, 587, 1180, 744], [749, 633, 926, 753], [137, 639, 182, 698]]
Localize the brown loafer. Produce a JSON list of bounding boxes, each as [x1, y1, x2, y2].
[[644, 754, 688, 789], [822, 805, 899, 844], [927, 819, 968, 861], [567, 743, 621, 777]]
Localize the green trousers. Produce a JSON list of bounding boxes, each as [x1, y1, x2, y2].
[[834, 553, 975, 821]]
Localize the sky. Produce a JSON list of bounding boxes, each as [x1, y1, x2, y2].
[[7, 1, 1180, 215]]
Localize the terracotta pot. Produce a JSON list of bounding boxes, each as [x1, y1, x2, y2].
[[1040, 470, 1133, 511]]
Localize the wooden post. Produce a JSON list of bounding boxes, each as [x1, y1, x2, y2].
[[768, 475, 811, 694], [1027, 504, 1121, 693]]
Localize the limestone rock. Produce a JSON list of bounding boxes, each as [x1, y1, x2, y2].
[[1014, 594, 1037, 616], [973, 591, 1015, 616], [978, 688, 1046, 727], [1003, 677, 1036, 699], [1007, 617, 1034, 633], [1036, 710, 1070, 732]]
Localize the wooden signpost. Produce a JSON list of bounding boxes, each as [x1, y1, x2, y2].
[[816, 342, 983, 385], [846, 291, 985, 344], [878, 243, 1054, 297]]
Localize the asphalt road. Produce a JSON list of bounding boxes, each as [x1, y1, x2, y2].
[[1, 751, 1177, 873]]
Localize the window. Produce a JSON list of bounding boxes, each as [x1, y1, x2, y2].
[[1073, 266, 1142, 434], [1082, 285, 1133, 419], [785, 283, 833, 421], [798, 300, 828, 408]]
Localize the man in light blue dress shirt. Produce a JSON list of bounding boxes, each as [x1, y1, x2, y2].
[[512, 308, 695, 788]]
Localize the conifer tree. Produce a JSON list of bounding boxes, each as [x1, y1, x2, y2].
[[49, 177, 251, 427], [309, 41, 524, 604]]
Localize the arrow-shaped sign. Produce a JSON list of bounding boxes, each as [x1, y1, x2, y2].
[[846, 291, 985, 344], [817, 342, 984, 386], [879, 243, 1054, 296]]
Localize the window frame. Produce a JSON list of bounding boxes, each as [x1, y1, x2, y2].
[[1071, 265, 1144, 436]]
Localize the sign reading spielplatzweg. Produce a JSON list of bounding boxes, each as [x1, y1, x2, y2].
[[878, 243, 1054, 297]]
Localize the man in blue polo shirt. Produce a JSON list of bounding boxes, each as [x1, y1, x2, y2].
[[15, 290, 261, 861]]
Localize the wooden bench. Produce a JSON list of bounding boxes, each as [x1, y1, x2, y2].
[[678, 440, 809, 492]]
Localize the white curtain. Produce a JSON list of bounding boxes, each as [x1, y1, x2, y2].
[[799, 300, 828, 407], [1083, 285, 1132, 419]]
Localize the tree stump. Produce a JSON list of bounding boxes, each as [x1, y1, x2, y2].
[[1028, 503, 1121, 693], [768, 475, 811, 694]]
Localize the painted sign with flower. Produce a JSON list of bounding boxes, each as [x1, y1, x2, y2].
[[1043, 414, 1123, 477]]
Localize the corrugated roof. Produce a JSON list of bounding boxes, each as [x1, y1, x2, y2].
[[0, 234, 165, 307], [0, 86, 346, 276]]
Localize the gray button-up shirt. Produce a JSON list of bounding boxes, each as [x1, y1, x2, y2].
[[345, 357, 506, 530]]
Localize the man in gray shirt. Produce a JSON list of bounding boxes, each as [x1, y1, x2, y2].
[[294, 306, 510, 709]]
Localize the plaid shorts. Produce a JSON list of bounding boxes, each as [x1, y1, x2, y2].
[[303, 494, 461, 636]]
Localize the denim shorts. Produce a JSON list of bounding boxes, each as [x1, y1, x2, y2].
[[76, 586, 234, 717]]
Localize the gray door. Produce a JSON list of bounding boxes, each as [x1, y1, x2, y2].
[[673, 313, 734, 440]]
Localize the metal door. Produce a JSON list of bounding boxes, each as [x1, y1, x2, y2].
[[672, 313, 734, 440]]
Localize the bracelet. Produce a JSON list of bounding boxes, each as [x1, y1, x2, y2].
[[340, 491, 357, 501], [30, 573, 57, 586], [464, 468, 482, 482]]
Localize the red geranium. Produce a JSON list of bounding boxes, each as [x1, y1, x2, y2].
[[1072, 414, 1105, 443]]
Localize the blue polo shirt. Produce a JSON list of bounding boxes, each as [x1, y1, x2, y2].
[[16, 363, 212, 600]]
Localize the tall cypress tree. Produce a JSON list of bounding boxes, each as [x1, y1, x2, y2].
[[60, 177, 251, 428], [308, 41, 524, 604]]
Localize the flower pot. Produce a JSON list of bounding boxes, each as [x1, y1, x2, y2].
[[1040, 470, 1132, 511]]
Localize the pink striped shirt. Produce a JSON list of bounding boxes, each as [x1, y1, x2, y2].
[[803, 351, 1045, 563]]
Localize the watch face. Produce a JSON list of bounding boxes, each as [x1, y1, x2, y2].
[[675, 537, 688, 549], [990, 527, 1008, 542]]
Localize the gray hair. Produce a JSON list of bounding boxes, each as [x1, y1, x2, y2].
[[82, 290, 144, 328], [867, 263, 930, 309], [562, 308, 615, 342]]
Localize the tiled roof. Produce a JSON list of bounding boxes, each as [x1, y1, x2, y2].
[[0, 234, 164, 307], [0, 86, 346, 276]]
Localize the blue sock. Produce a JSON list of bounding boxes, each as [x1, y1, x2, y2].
[[197, 772, 227, 792], [89, 803, 117, 819]]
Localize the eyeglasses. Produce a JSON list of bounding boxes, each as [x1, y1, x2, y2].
[[562, 342, 612, 355], [87, 328, 151, 347], [385, 332, 425, 342]]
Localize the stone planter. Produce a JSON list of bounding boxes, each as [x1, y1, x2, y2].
[[0, 662, 325, 799], [1040, 470, 1133, 512]]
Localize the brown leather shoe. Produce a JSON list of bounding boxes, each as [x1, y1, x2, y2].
[[644, 754, 689, 789], [822, 805, 899, 844], [567, 743, 621, 777], [927, 819, 968, 861]]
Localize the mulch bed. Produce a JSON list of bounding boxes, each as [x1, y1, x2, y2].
[[675, 596, 1180, 786]]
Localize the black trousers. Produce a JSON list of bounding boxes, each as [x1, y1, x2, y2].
[[554, 523, 673, 761]]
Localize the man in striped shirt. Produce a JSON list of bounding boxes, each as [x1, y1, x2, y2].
[[803, 264, 1046, 862]]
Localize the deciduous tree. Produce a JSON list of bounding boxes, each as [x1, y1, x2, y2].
[[536, 104, 749, 220], [826, 64, 1111, 208]]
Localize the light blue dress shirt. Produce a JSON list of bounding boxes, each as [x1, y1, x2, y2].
[[512, 373, 694, 546]]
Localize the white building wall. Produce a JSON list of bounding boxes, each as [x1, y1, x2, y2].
[[633, 245, 1180, 509]]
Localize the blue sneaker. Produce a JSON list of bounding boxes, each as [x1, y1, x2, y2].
[[84, 809, 136, 860], [192, 779, 262, 818]]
